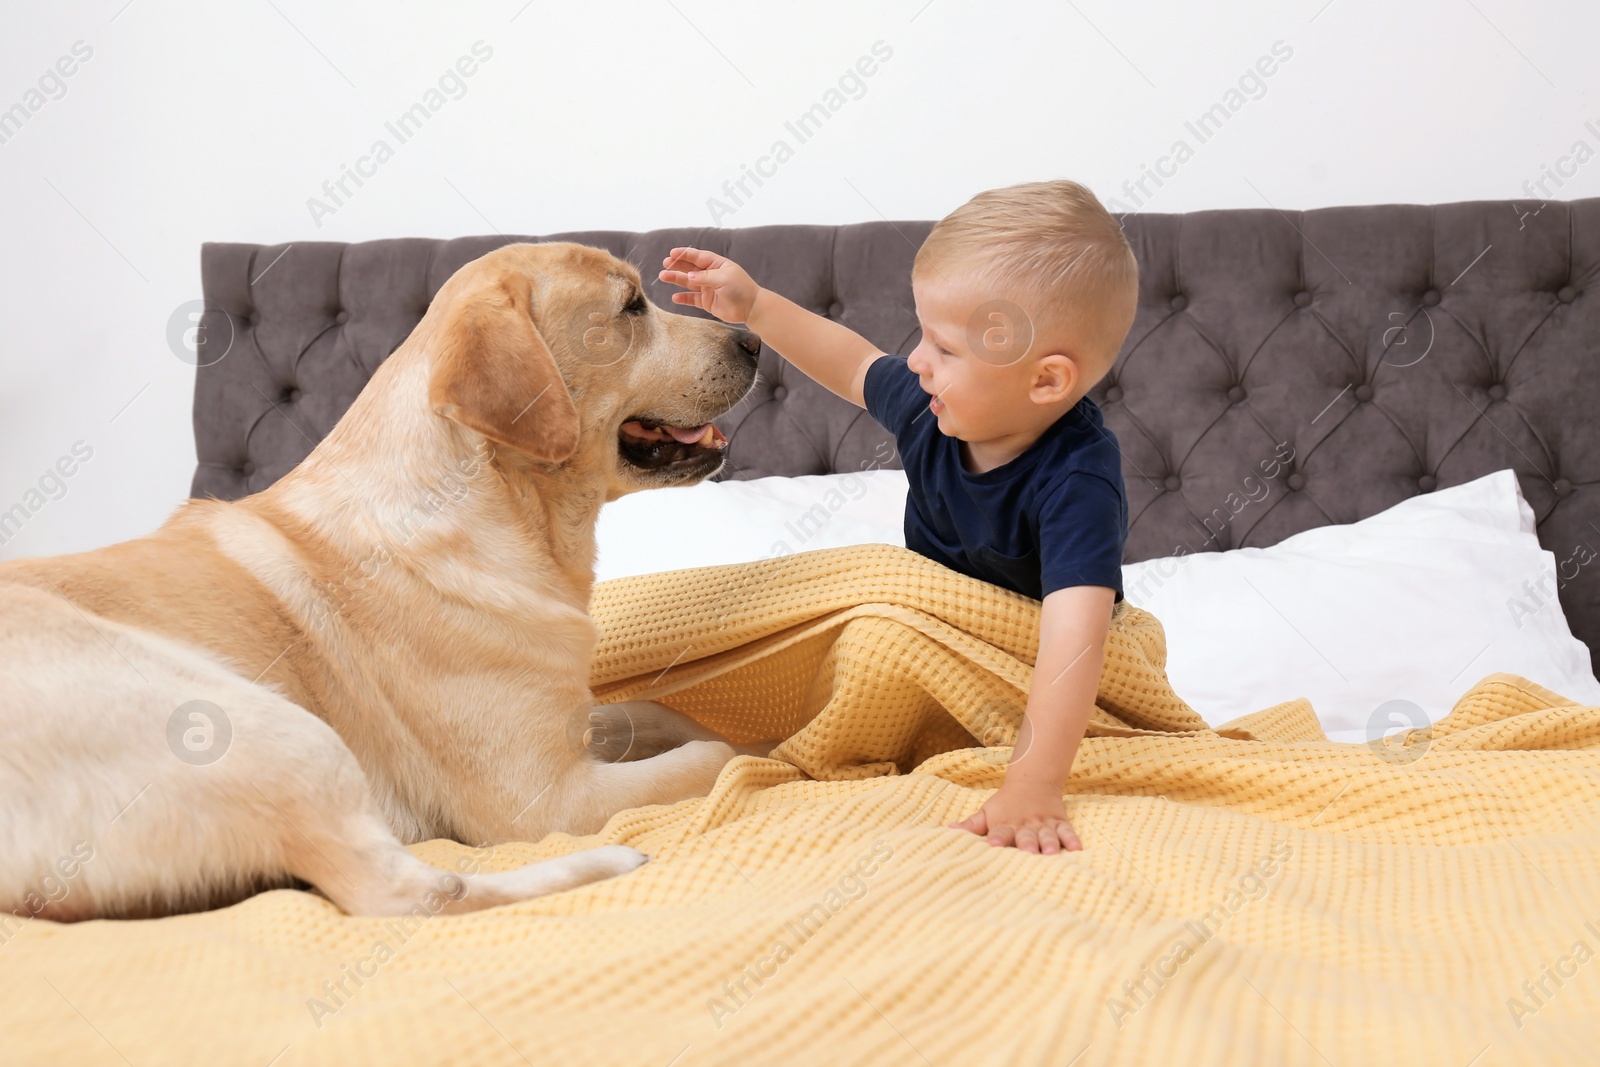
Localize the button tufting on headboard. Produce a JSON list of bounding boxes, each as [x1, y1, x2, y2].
[[194, 202, 1600, 664]]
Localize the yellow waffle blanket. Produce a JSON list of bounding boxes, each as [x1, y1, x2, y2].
[[5, 543, 1600, 1066]]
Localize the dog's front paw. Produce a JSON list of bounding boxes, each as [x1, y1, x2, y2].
[[577, 844, 650, 877], [686, 738, 737, 762], [680, 739, 738, 790]]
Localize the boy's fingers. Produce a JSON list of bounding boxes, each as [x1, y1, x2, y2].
[[670, 292, 700, 307], [1014, 826, 1041, 854], [1058, 822, 1082, 851], [658, 266, 718, 284], [950, 810, 987, 834], [986, 823, 1016, 848], [659, 266, 723, 288], [662, 247, 718, 270], [1036, 826, 1061, 854]]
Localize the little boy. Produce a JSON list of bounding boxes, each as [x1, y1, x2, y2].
[[659, 179, 1139, 855]]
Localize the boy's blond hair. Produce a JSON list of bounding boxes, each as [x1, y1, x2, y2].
[[913, 179, 1140, 386]]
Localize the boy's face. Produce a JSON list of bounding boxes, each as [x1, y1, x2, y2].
[[906, 272, 1073, 441]]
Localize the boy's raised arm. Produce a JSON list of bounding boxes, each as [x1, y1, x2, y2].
[[659, 247, 883, 408]]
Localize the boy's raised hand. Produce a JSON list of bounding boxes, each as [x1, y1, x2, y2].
[[659, 247, 760, 324]]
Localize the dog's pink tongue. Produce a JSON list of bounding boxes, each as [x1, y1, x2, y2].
[[665, 423, 713, 444]]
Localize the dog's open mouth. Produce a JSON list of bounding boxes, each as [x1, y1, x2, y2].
[[618, 416, 729, 471]]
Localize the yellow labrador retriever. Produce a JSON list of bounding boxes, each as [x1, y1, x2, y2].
[[0, 242, 759, 920]]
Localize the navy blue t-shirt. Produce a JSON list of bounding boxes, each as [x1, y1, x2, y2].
[[863, 354, 1128, 602]]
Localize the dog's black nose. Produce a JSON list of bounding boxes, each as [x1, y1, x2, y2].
[[733, 328, 762, 364]]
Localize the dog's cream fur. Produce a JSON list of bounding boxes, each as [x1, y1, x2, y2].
[[0, 243, 761, 920]]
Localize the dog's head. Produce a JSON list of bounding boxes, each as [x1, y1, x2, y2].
[[426, 242, 760, 494]]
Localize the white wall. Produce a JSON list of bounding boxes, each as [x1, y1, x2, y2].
[[2, 0, 1594, 558]]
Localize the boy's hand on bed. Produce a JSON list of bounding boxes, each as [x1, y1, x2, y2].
[[950, 781, 1081, 854], [659, 247, 760, 324]]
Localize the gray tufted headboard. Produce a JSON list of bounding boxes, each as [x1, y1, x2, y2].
[[194, 199, 1600, 666]]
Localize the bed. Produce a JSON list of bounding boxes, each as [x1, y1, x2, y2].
[[10, 201, 1599, 1066]]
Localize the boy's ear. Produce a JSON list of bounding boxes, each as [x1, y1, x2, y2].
[[1030, 352, 1080, 404], [428, 280, 581, 463]]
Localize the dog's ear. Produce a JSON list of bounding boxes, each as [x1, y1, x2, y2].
[[428, 283, 581, 463]]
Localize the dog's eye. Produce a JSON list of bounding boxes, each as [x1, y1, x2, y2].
[[623, 291, 647, 315]]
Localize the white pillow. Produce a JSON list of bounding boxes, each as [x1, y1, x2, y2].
[[596, 467, 1600, 742], [594, 470, 908, 583], [1122, 469, 1600, 738]]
